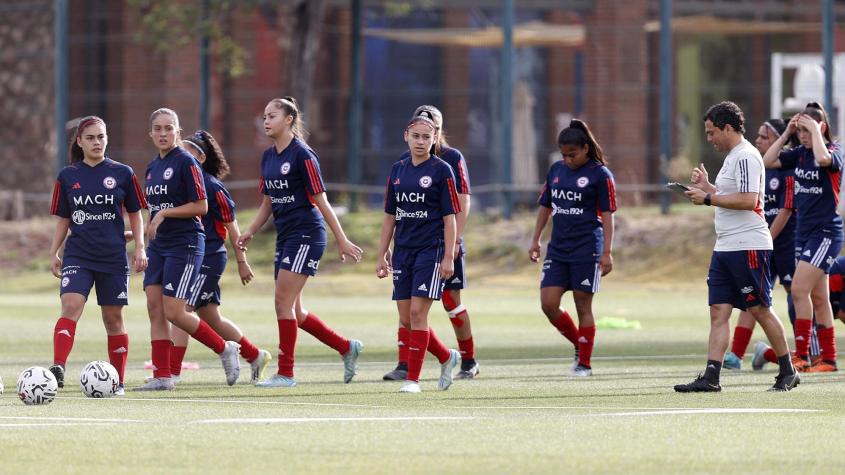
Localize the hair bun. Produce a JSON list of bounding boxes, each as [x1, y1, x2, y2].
[[283, 96, 299, 108]]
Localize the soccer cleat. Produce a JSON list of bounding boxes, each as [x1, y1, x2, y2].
[[723, 351, 742, 370], [572, 347, 580, 371], [145, 375, 182, 385], [752, 342, 769, 371], [133, 377, 175, 391], [673, 374, 721, 392], [256, 374, 297, 388], [342, 339, 363, 383], [383, 364, 409, 381], [455, 359, 479, 380], [250, 349, 272, 383], [438, 349, 461, 390], [805, 360, 838, 373], [791, 354, 812, 372], [115, 384, 125, 396], [399, 381, 421, 393], [49, 364, 65, 389], [768, 372, 800, 392], [220, 341, 241, 386], [570, 364, 593, 377]]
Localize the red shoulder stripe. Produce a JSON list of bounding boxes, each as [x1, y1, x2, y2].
[[784, 176, 794, 209], [606, 177, 617, 212], [305, 159, 324, 194], [191, 165, 206, 200], [50, 180, 61, 215], [447, 177, 461, 213], [458, 160, 471, 194], [216, 190, 233, 222], [132, 174, 148, 209]]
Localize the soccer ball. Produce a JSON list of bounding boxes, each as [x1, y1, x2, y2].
[[17, 367, 58, 405], [79, 361, 119, 398]]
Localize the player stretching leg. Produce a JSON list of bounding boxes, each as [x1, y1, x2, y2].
[[48, 116, 147, 395], [238, 97, 364, 388], [529, 119, 616, 377], [376, 114, 462, 393], [137, 108, 240, 391], [762, 102, 842, 373], [674, 101, 797, 392], [383, 105, 478, 381]]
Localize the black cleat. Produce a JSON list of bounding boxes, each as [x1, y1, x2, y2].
[[768, 372, 800, 392], [49, 364, 65, 389], [383, 363, 408, 381], [674, 373, 721, 393], [455, 359, 479, 379]]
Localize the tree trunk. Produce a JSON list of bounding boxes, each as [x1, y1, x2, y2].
[[285, 0, 326, 114]]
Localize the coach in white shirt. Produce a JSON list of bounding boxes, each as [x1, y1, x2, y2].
[[674, 101, 798, 393]]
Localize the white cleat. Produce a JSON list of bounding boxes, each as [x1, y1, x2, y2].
[[220, 341, 241, 386], [250, 349, 272, 383], [145, 375, 182, 385], [569, 364, 592, 377], [255, 374, 297, 388], [115, 385, 125, 396], [438, 349, 461, 390], [133, 377, 175, 391], [342, 339, 364, 383], [399, 381, 421, 393]]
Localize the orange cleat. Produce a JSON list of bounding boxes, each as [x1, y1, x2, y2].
[[791, 354, 812, 372], [805, 361, 838, 373]]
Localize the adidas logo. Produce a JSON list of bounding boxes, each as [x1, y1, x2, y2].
[[580, 279, 591, 286], [393, 178, 400, 185], [117, 291, 128, 299], [57, 329, 71, 337], [72, 182, 81, 189], [803, 249, 812, 257], [707, 364, 716, 369], [112, 346, 128, 354], [578, 336, 589, 343], [452, 277, 462, 283], [164, 283, 174, 291], [784, 274, 792, 282], [282, 256, 291, 264], [796, 336, 805, 341], [417, 283, 428, 291]]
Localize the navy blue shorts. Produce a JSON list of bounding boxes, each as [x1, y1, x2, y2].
[[392, 243, 446, 301], [443, 242, 466, 291], [274, 238, 326, 278], [796, 234, 843, 274], [770, 243, 795, 287], [540, 259, 601, 293], [143, 246, 204, 301], [187, 252, 226, 310], [707, 250, 772, 310], [60, 262, 129, 306]]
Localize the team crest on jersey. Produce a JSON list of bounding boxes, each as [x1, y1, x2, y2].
[[61, 277, 69, 288], [72, 210, 86, 225], [163, 167, 174, 180], [419, 176, 432, 188], [769, 177, 779, 190], [281, 162, 291, 175], [577, 177, 589, 188], [103, 176, 116, 189]]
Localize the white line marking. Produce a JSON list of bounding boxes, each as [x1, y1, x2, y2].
[[57, 396, 387, 408], [0, 416, 146, 423], [586, 408, 822, 417], [0, 423, 125, 427], [292, 354, 706, 368], [192, 416, 476, 424]]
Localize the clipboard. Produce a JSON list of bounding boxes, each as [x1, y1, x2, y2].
[[665, 182, 691, 194]]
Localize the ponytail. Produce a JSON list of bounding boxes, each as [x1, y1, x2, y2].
[[185, 130, 230, 179], [557, 119, 606, 165], [268, 96, 308, 140]]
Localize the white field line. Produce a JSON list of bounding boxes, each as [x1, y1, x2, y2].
[[449, 405, 823, 412], [56, 395, 388, 408], [191, 416, 476, 424], [295, 354, 705, 368], [0, 423, 126, 427], [0, 416, 146, 423], [585, 408, 822, 417]]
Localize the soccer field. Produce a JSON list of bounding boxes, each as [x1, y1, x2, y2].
[[2, 272, 845, 474]]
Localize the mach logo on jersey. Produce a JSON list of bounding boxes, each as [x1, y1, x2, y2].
[[264, 179, 289, 190], [73, 194, 115, 206], [551, 189, 583, 201]]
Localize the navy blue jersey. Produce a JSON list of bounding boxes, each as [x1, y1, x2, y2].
[[829, 256, 845, 314], [259, 137, 327, 243], [144, 147, 207, 255], [764, 168, 796, 249], [51, 158, 146, 273], [202, 173, 236, 255], [778, 142, 843, 240], [384, 156, 460, 249], [400, 146, 471, 194], [538, 159, 617, 262]]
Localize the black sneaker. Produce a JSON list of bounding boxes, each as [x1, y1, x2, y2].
[[768, 372, 800, 392], [382, 363, 408, 381], [455, 359, 479, 379], [49, 364, 65, 389], [673, 373, 721, 392]]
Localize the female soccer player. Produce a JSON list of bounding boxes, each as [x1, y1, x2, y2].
[[137, 108, 241, 391], [529, 119, 617, 377], [763, 102, 842, 372], [383, 105, 478, 381], [238, 97, 364, 388], [723, 119, 815, 369], [48, 116, 147, 394], [376, 114, 462, 393], [162, 130, 272, 384]]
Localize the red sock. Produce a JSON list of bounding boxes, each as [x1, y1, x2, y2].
[[107, 334, 129, 384], [190, 319, 226, 354], [239, 336, 260, 362], [427, 327, 451, 364], [299, 313, 350, 355], [170, 345, 187, 376], [458, 337, 475, 360], [550, 310, 579, 347], [407, 329, 429, 382], [443, 292, 468, 329], [151, 339, 172, 378], [817, 325, 837, 362], [277, 319, 297, 377], [794, 318, 813, 357], [52, 317, 77, 367], [578, 325, 596, 367], [730, 326, 753, 359], [764, 347, 778, 364], [398, 327, 410, 365]]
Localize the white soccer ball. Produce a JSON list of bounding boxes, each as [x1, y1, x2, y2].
[[79, 361, 119, 398], [17, 367, 58, 405]]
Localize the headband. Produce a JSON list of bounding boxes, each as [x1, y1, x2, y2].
[[406, 115, 436, 130], [763, 121, 781, 138], [182, 138, 206, 156], [76, 117, 104, 139]]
